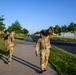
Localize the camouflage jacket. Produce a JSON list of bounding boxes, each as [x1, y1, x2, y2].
[[4, 35, 14, 50], [36, 35, 52, 54]]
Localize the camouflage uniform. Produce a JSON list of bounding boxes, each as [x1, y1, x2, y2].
[[4, 34, 14, 62], [36, 35, 52, 71]]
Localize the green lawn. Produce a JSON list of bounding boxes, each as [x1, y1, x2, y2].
[[15, 34, 26, 41], [0, 42, 6, 57], [53, 36, 76, 41], [14, 34, 26, 38], [49, 47, 76, 75]]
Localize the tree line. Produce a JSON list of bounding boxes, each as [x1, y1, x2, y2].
[[0, 15, 29, 34], [34, 23, 76, 38], [0, 15, 76, 38]]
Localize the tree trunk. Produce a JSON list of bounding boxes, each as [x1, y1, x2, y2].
[[63, 32, 65, 38], [74, 32, 76, 39]]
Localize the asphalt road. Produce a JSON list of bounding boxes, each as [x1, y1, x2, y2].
[[51, 40, 76, 55], [35, 36, 76, 55]]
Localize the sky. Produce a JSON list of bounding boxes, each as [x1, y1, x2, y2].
[[0, 0, 76, 34]]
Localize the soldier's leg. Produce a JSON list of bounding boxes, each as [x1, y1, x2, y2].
[[44, 49, 50, 69], [6, 48, 9, 56], [8, 47, 13, 62], [40, 51, 46, 71]]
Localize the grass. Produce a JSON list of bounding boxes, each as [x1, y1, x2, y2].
[[0, 42, 6, 57], [14, 34, 26, 40], [14, 34, 26, 38], [15, 37, 25, 40], [31, 35, 76, 75], [53, 36, 76, 41], [49, 47, 76, 75]]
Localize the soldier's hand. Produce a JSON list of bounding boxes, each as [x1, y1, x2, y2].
[[48, 28, 54, 36], [36, 54, 38, 57], [35, 51, 38, 57]]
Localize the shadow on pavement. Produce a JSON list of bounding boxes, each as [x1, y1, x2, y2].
[[0, 55, 40, 74], [12, 55, 40, 73], [0, 49, 6, 57], [0, 57, 8, 64]]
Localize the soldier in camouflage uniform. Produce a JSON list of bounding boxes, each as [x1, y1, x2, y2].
[[35, 28, 54, 74], [4, 31, 14, 64]]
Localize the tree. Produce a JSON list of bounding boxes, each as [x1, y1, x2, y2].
[[61, 25, 68, 38], [7, 20, 22, 33], [54, 25, 61, 36], [0, 15, 5, 39], [21, 28, 29, 34], [0, 15, 5, 31], [68, 22, 76, 38], [34, 31, 40, 34], [34, 29, 47, 35]]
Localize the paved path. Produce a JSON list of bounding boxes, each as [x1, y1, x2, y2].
[[0, 36, 58, 75]]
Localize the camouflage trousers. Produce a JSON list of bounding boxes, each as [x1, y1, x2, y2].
[[40, 49, 50, 71], [6, 47, 13, 62]]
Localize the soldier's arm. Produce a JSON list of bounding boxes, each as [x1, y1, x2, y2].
[[11, 36, 14, 42], [35, 39, 40, 56], [8, 35, 14, 42]]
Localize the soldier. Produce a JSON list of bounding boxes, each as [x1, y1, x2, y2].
[[4, 31, 14, 64], [35, 28, 54, 74]]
